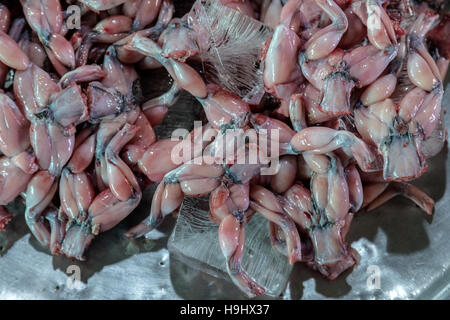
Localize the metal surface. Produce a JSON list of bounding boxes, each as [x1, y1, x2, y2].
[[0, 0, 449, 299], [0, 79, 448, 300]]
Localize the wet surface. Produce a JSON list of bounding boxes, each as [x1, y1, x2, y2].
[[0, 0, 449, 300], [0, 82, 448, 300]]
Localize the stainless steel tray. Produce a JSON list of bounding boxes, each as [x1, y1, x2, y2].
[[0, 0, 449, 299]]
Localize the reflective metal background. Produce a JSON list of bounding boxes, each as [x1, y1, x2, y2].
[[0, 1, 449, 300]]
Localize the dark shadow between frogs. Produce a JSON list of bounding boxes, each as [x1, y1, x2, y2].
[[0, 201, 28, 258]]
